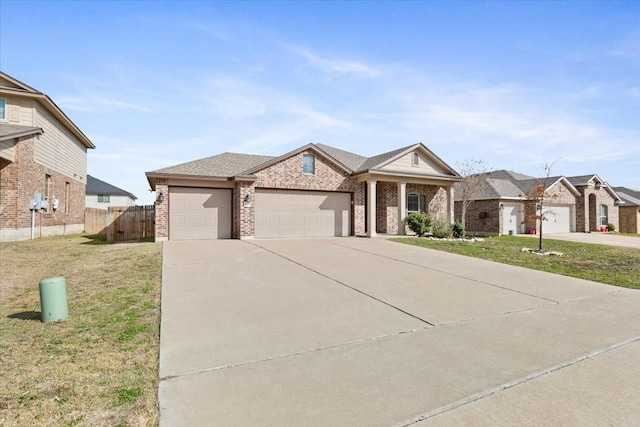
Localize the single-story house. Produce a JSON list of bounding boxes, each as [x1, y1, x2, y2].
[[86, 175, 137, 209], [145, 142, 461, 241], [613, 186, 640, 234], [454, 170, 620, 235], [0, 71, 95, 241]]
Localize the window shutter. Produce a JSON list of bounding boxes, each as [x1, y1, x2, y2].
[[420, 195, 427, 213]]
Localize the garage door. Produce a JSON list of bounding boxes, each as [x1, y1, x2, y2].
[[255, 189, 350, 238], [169, 187, 232, 240], [544, 204, 572, 233]]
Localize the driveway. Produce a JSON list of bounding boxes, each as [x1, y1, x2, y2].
[[524, 232, 640, 249], [159, 238, 640, 426]]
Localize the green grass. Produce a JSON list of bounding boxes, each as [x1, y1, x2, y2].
[[0, 234, 162, 426], [391, 235, 640, 288]]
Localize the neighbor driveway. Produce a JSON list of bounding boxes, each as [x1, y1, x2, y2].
[[525, 232, 640, 249], [159, 238, 640, 426]]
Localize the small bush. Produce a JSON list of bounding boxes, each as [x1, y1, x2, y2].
[[452, 221, 465, 238], [431, 218, 453, 238], [405, 212, 432, 236], [607, 223, 615, 232]]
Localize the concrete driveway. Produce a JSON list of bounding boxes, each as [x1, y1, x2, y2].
[[159, 238, 640, 426], [524, 232, 640, 249]]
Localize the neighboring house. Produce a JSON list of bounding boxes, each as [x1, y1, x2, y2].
[[454, 170, 620, 236], [86, 175, 137, 209], [0, 72, 95, 241], [146, 143, 461, 241], [613, 186, 640, 234]]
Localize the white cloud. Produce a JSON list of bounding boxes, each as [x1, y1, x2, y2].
[[58, 93, 153, 113], [286, 45, 382, 78]]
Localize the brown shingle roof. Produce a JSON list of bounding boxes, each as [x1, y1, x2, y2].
[[150, 152, 276, 178]]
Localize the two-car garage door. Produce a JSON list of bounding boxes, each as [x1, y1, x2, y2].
[[255, 189, 351, 238]]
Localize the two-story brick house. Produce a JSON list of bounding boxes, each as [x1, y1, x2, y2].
[[146, 143, 461, 241], [0, 72, 95, 241]]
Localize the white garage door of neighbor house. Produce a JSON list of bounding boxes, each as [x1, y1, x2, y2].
[[169, 187, 232, 240], [255, 189, 351, 238], [544, 204, 572, 234], [502, 203, 523, 235]]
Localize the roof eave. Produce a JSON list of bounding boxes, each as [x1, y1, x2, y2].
[[0, 127, 43, 142], [0, 88, 95, 149]]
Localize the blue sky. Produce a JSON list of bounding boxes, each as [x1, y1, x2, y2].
[[1, 1, 638, 204]]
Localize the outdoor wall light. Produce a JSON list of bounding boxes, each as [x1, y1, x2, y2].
[[243, 194, 251, 208], [499, 203, 504, 209], [156, 191, 165, 203]]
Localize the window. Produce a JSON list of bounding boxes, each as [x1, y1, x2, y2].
[[0, 99, 5, 120], [412, 152, 419, 167], [303, 154, 315, 174], [98, 194, 110, 203], [44, 174, 52, 199], [407, 193, 419, 213], [600, 204, 608, 226]]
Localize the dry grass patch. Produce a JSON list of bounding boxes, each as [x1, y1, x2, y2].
[[0, 234, 162, 426]]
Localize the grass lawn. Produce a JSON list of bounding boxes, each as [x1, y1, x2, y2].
[[391, 235, 640, 289], [0, 234, 162, 426]]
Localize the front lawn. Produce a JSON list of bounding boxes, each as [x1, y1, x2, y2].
[[0, 234, 162, 426], [391, 236, 640, 289]]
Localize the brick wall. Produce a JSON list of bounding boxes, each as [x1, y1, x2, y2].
[[0, 135, 86, 240], [455, 199, 501, 235], [354, 181, 365, 235], [154, 179, 169, 240], [376, 181, 398, 234], [575, 184, 619, 232], [234, 181, 255, 238]]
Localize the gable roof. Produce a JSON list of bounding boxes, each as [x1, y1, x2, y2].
[[0, 71, 95, 149], [455, 169, 582, 201], [146, 142, 461, 189], [86, 175, 137, 199], [612, 187, 640, 206]]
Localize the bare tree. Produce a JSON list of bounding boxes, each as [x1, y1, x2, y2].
[[521, 160, 560, 252], [455, 159, 490, 231]]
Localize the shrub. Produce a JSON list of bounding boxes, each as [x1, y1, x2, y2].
[[452, 221, 465, 238], [431, 218, 453, 238], [405, 212, 432, 236], [607, 223, 615, 232]]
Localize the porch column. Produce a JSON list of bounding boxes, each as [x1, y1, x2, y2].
[[447, 185, 454, 223], [397, 181, 406, 235], [367, 180, 377, 237]]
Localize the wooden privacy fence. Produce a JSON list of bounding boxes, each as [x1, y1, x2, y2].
[[84, 205, 155, 242]]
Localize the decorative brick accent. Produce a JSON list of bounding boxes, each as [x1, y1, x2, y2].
[[0, 135, 85, 241]]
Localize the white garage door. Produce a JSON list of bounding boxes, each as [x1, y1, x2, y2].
[[544, 204, 572, 234], [255, 189, 351, 238], [502, 203, 524, 235], [169, 187, 232, 240]]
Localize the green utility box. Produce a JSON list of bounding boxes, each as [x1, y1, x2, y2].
[[39, 276, 68, 323]]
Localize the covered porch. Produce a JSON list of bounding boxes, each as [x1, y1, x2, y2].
[[356, 174, 457, 237]]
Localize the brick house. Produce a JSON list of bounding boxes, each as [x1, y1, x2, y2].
[[0, 72, 95, 241], [454, 170, 620, 236], [145, 143, 461, 241], [613, 187, 640, 234]]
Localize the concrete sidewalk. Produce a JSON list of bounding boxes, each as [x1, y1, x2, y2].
[[523, 231, 640, 249], [159, 238, 640, 426]]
